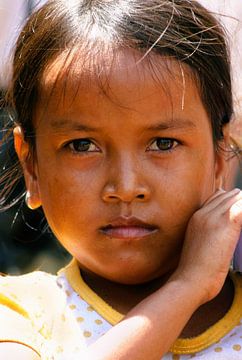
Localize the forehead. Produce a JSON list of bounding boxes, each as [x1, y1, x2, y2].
[[36, 47, 208, 131], [39, 47, 196, 104]]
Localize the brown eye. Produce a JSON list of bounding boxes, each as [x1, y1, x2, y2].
[[68, 139, 99, 153], [148, 138, 178, 151]]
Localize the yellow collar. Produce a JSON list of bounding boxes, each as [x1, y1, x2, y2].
[[60, 259, 242, 354]]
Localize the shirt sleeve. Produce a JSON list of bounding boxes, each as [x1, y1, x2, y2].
[[0, 272, 87, 359]]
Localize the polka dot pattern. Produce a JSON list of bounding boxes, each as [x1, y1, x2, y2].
[[214, 347, 223, 352], [56, 273, 242, 359], [57, 274, 113, 346], [87, 305, 94, 312], [83, 330, 92, 338], [233, 344, 241, 351], [77, 316, 84, 322], [0, 268, 242, 360]]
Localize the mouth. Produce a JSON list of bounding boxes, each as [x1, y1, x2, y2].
[[99, 216, 159, 240]]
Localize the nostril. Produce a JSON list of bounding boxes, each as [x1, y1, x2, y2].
[[137, 194, 145, 199]]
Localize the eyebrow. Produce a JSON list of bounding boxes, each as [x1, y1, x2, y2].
[[50, 119, 98, 132], [50, 117, 197, 133], [147, 118, 197, 131]]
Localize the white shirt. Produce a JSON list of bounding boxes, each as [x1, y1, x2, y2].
[[0, 259, 242, 360]]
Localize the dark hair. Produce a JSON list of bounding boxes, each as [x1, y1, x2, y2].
[[1, 0, 232, 209]]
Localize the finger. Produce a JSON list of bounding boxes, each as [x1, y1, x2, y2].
[[202, 188, 240, 210], [202, 188, 225, 207], [213, 191, 242, 215]]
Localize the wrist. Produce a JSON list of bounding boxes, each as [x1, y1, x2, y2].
[[167, 270, 210, 306]]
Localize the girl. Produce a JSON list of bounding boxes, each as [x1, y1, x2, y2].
[[0, 0, 242, 359]]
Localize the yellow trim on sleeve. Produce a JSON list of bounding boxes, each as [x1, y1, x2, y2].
[[0, 293, 29, 319], [61, 259, 242, 354]]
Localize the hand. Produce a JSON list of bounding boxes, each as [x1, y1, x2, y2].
[[175, 188, 242, 303]]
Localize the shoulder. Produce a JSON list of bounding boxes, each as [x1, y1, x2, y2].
[[0, 270, 73, 331], [0, 269, 89, 358], [0, 270, 80, 357], [0, 270, 58, 300], [0, 271, 60, 310], [0, 269, 57, 288]]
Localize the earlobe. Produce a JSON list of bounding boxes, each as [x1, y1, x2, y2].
[[25, 190, 41, 210], [13, 126, 42, 210]]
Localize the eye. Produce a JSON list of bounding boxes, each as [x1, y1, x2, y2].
[[148, 138, 178, 152], [67, 139, 100, 153]]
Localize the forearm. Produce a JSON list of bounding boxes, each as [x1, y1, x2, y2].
[[82, 277, 204, 360]]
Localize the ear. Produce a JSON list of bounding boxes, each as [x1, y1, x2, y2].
[[214, 123, 232, 190], [13, 126, 41, 210]]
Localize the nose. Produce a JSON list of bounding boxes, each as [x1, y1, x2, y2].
[[101, 156, 151, 203]]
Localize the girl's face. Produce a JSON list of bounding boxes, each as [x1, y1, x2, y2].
[[17, 50, 225, 284]]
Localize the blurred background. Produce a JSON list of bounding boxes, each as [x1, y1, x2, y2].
[[0, 0, 241, 275], [0, 0, 71, 274]]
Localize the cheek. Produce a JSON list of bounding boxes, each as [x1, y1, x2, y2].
[[36, 165, 98, 233], [151, 154, 216, 219], [153, 156, 215, 194], [37, 153, 99, 201]]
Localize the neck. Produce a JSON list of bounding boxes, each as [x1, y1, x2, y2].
[[81, 270, 172, 313], [81, 270, 234, 337]]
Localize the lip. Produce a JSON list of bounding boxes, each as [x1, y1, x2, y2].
[[99, 216, 159, 240]]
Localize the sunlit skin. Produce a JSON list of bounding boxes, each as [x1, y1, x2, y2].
[[17, 49, 228, 320]]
